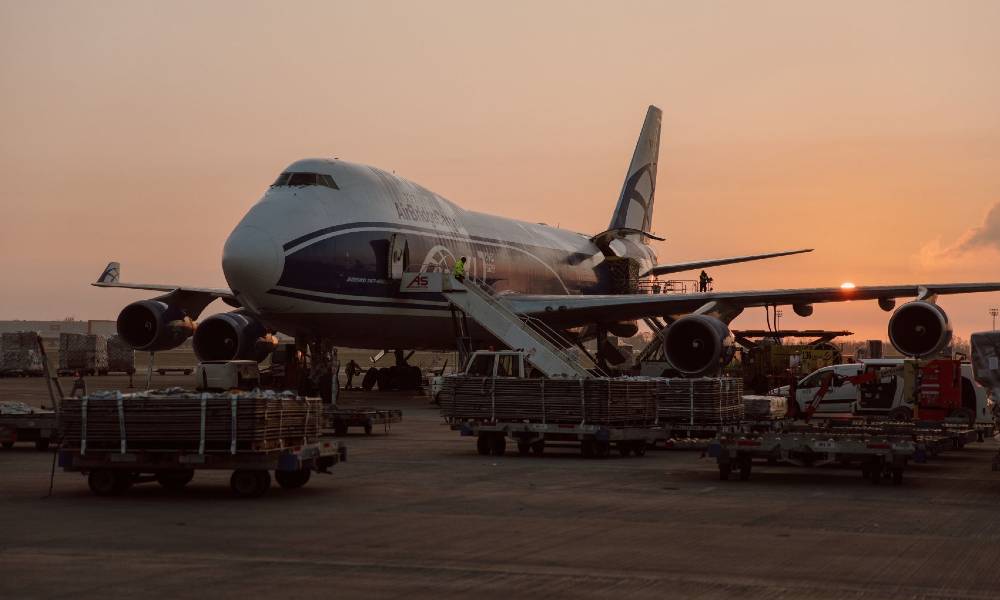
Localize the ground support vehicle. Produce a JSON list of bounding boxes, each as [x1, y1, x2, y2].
[[453, 420, 659, 458], [0, 409, 58, 451], [709, 426, 916, 484], [59, 438, 346, 498], [324, 407, 403, 436]]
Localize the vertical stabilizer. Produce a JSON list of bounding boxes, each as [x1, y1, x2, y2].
[[608, 105, 661, 233]]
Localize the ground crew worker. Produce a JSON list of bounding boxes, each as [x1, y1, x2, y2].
[[453, 256, 467, 281], [344, 359, 360, 390], [699, 270, 710, 292]]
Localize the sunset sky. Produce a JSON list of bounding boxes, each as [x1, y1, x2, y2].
[[2, 1, 1000, 340]]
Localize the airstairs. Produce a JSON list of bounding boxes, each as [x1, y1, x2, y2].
[[401, 272, 596, 378]]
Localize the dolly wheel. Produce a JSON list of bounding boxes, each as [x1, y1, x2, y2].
[[869, 465, 882, 485], [718, 462, 731, 481], [88, 470, 129, 496], [633, 442, 647, 457], [156, 470, 194, 491], [230, 469, 271, 498], [739, 459, 752, 481], [476, 435, 491, 456], [490, 435, 507, 456], [618, 443, 632, 457], [275, 469, 311, 489]]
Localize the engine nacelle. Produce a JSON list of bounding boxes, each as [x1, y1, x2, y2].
[[792, 303, 813, 317], [878, 297, 896, 312], [887, 301, 952, 358], [193, 311, 275, 362], [663, 314, 735, 376], [116, 300, 195, 352]]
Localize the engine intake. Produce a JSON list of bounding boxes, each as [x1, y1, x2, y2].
[[116, 300, 194, 352], [193, 311, 275, 362], [887, 301, 952, 358], [663, 314, 734, 376]]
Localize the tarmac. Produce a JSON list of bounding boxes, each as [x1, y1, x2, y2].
[[3, 373, 1000, 599]]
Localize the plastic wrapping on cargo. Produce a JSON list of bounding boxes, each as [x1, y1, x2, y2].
[[59, 333, 108, 372], [970, 331, 1000, 389], [656, 377, 744, 426], [440, 376, 659, 427], [742, 395, 787, 419], [0, 401, 41, 415], [0, 331, 44, 375], [106, 335, 135, 373], [59, 389, 321, 453]]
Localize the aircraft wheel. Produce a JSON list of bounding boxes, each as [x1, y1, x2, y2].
[[361, 369, 377, 391]]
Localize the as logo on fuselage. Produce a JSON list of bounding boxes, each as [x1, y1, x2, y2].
[[406, 275, 429, 289]]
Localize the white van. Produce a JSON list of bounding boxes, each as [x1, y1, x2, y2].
[[771, 360, 991, 425]]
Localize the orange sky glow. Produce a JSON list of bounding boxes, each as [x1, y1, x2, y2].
[[2, 1, 1000, 340]]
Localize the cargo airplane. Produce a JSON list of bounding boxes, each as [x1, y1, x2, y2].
[[96, 106, 1000, 378]]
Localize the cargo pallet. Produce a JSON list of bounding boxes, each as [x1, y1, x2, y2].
[[709, 428, 916, 484], [324, 407, 403, 436], [453, 420, 660, 458], [59, 438, 346, 498], [0, 411, 59, 451]]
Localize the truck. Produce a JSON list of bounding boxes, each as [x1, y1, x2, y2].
[[771, 359, 990, 430]]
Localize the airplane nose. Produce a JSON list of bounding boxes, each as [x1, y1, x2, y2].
[[222, 225, 283, 298]]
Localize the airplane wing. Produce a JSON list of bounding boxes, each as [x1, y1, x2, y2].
[[92, 262, 239, 314], [505, 282, 1000, 327], [641, 248, 813, 277]]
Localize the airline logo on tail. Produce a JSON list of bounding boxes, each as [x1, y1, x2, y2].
[[97, 262, 120, 284]]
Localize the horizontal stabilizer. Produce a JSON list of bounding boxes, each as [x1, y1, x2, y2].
[[641, 248, 813, 277], [92, 261, 240, 310]]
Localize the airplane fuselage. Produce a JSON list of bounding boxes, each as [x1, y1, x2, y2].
[[222, 158, 657, 349]]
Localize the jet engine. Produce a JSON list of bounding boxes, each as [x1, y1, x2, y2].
[[887, 301, 952, 358], [193, 311, 275, 362], [116, 300, 195, 352], [663, 314, 735, 376]]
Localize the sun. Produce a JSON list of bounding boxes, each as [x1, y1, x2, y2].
[[840, 282, 856, 289]]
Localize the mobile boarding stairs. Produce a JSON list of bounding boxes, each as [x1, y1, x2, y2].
[[399, 271, 596, 378]]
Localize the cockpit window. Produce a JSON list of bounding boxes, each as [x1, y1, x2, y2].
[[271, 172, 339, 190]]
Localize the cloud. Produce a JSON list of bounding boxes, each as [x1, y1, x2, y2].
[[921, 201, 1000, 267]]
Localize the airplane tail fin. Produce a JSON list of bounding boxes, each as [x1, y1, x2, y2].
[[97, 261, 120, 284], [608, 105, 661, 234]]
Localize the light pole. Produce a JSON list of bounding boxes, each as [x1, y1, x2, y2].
[[775, 309, 783, 331], [991, 307, 998, 331]]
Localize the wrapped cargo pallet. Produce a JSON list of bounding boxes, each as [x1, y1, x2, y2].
[[440, 376, 658, 427], [106, 335, 136, 374], [742, 395, 787, 420], [656, 377, 744, 427], [0, 331, 44, 376], [59, 333, 109, 375], [60, 389, 321, 453]]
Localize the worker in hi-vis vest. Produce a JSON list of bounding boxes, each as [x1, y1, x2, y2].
[[453, 256, 467, 281]]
